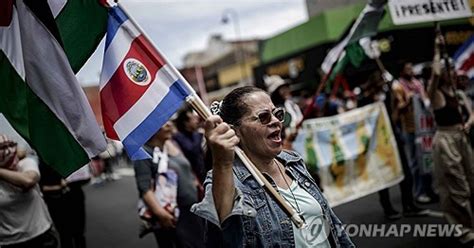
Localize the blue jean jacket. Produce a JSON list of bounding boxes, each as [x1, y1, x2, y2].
[[191, 150, 355, 247]]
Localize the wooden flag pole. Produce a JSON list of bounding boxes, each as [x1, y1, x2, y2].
[[117, 2, 305, 229], [298, 47, 345, 129], [187, 98, 306, 228]]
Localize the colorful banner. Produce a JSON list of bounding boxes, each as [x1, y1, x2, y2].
[[293, 102, 404, 206], [413, 96, 436, 174]]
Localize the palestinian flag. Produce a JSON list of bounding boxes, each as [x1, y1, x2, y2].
[[0, 0, 108, 176], [329, 38, 379, 81], [321, 0, 386, 75]]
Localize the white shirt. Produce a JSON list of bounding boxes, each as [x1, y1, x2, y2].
[[0, 157, 52, 245], [278, 180, 331, 248]]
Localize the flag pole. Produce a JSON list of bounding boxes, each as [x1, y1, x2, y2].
[[116, 2, 305, 228], [297, 48, 345, 128]]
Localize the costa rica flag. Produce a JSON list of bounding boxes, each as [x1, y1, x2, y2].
[[100, 5, 191, 160], [454, 35, 474, 79]]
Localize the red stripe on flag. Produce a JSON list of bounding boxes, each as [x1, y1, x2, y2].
[[100, 35, 169, 140], [100, 35, 166, 123], [459, 51, 474, 73], [98, 0, 110, 7], [0, 0, 13, 26], [101, 103, 120, 140]]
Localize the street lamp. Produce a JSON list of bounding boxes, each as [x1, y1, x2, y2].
[[221, 9, 247, 84]]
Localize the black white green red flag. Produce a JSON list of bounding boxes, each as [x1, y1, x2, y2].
[[321, 0, 387, 75], [0, 0, 108, 176]]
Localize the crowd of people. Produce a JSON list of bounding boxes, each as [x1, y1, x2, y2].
[[1, 36, 473, 248]]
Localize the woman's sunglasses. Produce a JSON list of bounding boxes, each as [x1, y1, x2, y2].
[[251, 107, 285, 125]]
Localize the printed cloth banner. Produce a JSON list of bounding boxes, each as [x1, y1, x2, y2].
[[293, 102, 404, 206], [412, 96, 436, 175]]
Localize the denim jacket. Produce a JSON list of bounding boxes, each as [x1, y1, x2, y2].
[[191, 150, 355, 248]]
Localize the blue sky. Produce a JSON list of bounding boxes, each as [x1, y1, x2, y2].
[[77, 0, 308, 86]]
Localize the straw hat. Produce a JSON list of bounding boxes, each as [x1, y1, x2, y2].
[[264, 75, 289, 95]]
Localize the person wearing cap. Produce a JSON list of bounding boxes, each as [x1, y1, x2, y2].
[[0, 134, 59, 248], [264, 75, 303, 148]]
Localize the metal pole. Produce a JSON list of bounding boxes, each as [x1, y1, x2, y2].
[[435, 22, 453, 85], [298, 47, 345, 128], [223, 9, 247, 85], [194, 66, 209, 106]]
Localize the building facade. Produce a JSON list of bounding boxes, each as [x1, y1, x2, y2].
[[255, 3, 473, 93], [180, 34, 260, 101]]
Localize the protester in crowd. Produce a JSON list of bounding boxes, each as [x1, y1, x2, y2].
[[456, 70, 474, 106], [420, 65, 431, 82], [457, 70, 474, 148], [191, 86, 354, 247], [173, 106, 206, 183], [330, 92, 348, 114], [264, 75, 304, 140], [39, 163, 89, 248], [315, 93, 343, 117], [89, 155, 105, 186], [0, 134, 60, 248], [392, 62, 437, 204], [264, 75, 324, 188], [102, 138, 122, 181], [428, 35, 474, 247], [359, 71, 429, 219], [133, 121, 205, 248], [342, 90, 357, 111]]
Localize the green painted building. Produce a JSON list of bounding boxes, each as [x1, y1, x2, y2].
[[254, 3, 472, 91]]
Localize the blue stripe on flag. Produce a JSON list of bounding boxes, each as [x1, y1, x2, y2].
[[105, 6, 129, 50], [122, 80, 190, 160], [453, 35, 474, 61]]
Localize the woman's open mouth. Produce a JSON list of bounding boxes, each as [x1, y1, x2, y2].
[[268, 129, 282, 143]]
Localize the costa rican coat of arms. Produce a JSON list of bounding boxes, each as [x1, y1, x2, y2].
[[124, 58, 151, 86]]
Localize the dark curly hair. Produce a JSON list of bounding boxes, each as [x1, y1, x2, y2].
[[204, 86, 266, 172], [174, 105, 193, 132]]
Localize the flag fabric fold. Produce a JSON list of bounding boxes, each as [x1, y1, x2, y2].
[[321, 0, 387, 74], [100, 6, 191, 160], [453, 35, 474, 79], [51, 0, 108, 73], [329, 38, 379, 81], [0, 0, 107, 176]]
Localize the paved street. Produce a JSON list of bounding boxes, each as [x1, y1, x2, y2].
[[85, 172, 155, 248], [84, 165, 460, 248]]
